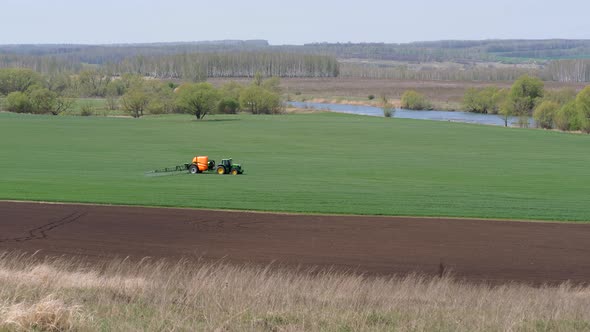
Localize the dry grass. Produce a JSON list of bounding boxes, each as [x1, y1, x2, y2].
[[1, 295, 82, 332], [0, 252, 589, 331]]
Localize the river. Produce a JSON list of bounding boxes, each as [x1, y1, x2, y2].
[[288, 101, 534, 127]]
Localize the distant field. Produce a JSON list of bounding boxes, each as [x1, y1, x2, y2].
[[1, 112, 589, 221]]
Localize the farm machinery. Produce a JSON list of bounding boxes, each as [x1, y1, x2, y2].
[[149, 156, 244, 175]]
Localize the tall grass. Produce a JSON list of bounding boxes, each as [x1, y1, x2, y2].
[[1, 252, 589, 331]]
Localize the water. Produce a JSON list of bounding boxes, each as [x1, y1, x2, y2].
[[288, 101, 534, 127]]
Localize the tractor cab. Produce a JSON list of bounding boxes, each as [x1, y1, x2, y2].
[[221, 159, 232, 169]]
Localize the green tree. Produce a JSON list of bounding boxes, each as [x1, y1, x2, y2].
[[0, 68, 43, 95], [145, 81, 175, 115], [463, 87, 504, 114], [5, 91, 33, 113], [121, 85, 149, 118], [77, 69, 111, 97], [463, 88, 480, 112], [498, 97, 513, 127], [491, 89, 508, 115], [28, 87, 57, 114], [220, 81, 244, 100], [105, 80, 123, 97], [401, 90, 431, 110], [496, 89, 514, 127], [261, 77, 282, 94], [46, 72, 72, 93], [218, 81, 243, 114], [533, 101, 559, 129], [217, 97, 240, 114], [105, 92, 119, 111], [554, 101, 582, 131], [175, 83, 220, 119], [576, 86, 590, 133], [118, 74, 143, 94], [239, 85, 282, 114], [543, 88, 577, 106], [239, 85, 263, 114], [507, 75, 544, 127], [54, 95, 75, 115]]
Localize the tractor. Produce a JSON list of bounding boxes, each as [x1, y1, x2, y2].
[[149, 156, 244, 175], [214, 158, 243, 175], [187, 157, 243, 175]]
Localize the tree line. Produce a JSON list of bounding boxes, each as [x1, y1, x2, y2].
[[340, 63, 538, 81], [543, 60, 590, 82], [341, 59, 590, 83], [120, 74, 284, 119], [3, 39, 588, 64], [2, 40, 590, 83], [106, 52, 340, 79], [301, 40, 590, 63], [0, 68, 75, 115], [463, 75, 590, 132], [0, 68, 283, 118], [103, 73, 284, 119]]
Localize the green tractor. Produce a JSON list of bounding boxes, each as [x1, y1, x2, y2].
[[215, 158, 244, 175], [148, 156, 244, 176]]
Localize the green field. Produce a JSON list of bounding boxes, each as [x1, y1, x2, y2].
[[1, 112, 589, 221]]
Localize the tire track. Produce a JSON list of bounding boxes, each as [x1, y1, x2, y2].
[[0, 211, 87, 243]]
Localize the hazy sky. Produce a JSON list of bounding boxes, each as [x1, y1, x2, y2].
[[1, 0, 589, 45]]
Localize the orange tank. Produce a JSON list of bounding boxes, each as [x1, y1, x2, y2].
[[191, 156, 209, 172]]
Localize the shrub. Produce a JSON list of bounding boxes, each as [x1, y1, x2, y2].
[[28, 87, 57, 114], [543, 88, 577, 106], [80, 102, 94, 116], [5, 91, 33, 113], [217, 97, 240, 114], [533, 101, 559, 129], [239, 85, 282, 114], [463, 87, 505, 114], [105, 94, 119, 111], [146, 99, 169, 115], [508, 75, 544, 117], [380, 95, 394, 117], [0, 68, 43, 95], [121, 84, 151, 118], [576, 86, 590, 133], [368, 94, 375, 100], [554, 101, 581, 131], [401, 90, 432, 110]]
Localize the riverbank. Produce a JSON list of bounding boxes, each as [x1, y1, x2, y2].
[[287, 101, 535, 127], [210, 77, 587, 112]]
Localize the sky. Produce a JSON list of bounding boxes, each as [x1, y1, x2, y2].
[[1, 0, 589, 45]]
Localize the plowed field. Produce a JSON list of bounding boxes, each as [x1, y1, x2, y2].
[[2, 201, 590, 284]]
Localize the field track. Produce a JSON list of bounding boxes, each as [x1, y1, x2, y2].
[[1, 201, 589, 284]]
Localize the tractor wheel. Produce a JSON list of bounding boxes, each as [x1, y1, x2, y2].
[[216, 166, 226, 175], [189, 165, 198, 174], [230, 169, 238, 175]]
